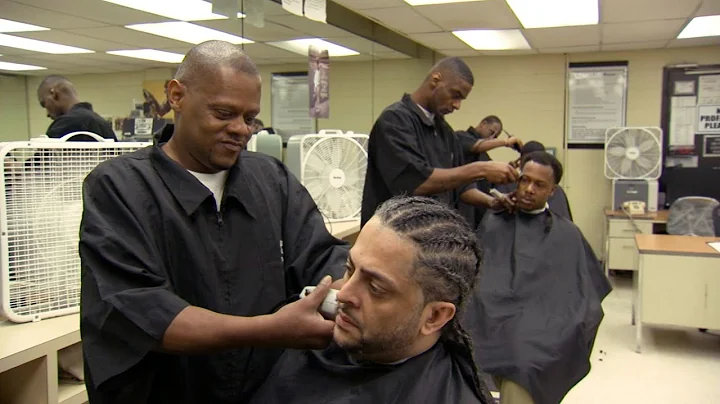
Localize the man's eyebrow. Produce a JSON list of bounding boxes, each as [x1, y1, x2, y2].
[[347, 251, 398, 290]]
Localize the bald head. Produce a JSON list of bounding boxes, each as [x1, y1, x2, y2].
[[429, 57, 474, 86], [175, 40, 259, 87], [38, 75, 76, 97], [37, 75, 79, 120]]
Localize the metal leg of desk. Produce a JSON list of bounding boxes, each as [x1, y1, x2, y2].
[[634, 255, 643, 354]]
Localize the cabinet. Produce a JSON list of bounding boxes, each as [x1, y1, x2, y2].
[[603, 209, 668, 275]]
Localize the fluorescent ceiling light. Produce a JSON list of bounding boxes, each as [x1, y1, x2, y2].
[[678, 15, 720, 39], [107, 49, 185, 63], [268, 38, 359, 57], [0, 33, 94, 54], [0, 18, 49, 33], [506, 0, 598, 29], [453, 29, 531, 50], [0, 61, 47, 71], [126, 22, 253, 45], [103, 0, 244, 21], [405, 0, 484, 5]]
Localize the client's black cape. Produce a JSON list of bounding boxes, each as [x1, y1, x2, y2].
[[466, 210, 611, 404], [248, 342, 492, 404]]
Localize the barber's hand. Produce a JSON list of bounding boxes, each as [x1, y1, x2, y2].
[[506, 137, 523, 149], [479, 161, 519, 184], [272, 276, 336, 349], [490, 191, 516, 212]]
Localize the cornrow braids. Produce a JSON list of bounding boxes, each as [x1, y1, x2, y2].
[[374, 196, 494, 404]]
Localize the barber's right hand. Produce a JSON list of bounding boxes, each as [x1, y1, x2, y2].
[[479, 161, 519, 184], [271, 275, 336, 350]]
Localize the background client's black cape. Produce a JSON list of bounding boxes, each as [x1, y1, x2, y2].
[[465, 210, 611, 404], [249, 342, 492, 404]]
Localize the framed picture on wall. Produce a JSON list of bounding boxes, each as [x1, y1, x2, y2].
[[271, 72, 316, 142]]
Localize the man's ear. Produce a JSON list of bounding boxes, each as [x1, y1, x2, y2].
[[420, 302, 456, 336], [429, 72, 442, 89], [166, 79, 186, 113], [550, 184, 557, 196]]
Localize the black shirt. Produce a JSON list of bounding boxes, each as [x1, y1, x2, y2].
[[46, 102, 117, 140], [79, 138, 348, 403], [361, 94, 472, 225], [456, 127, 492, 228]]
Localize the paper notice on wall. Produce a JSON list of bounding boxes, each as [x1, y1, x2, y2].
[[281, 0, 303, 16], [698, 105, 720, 134], [674, 80, 695, 95], [669, 96, 697, 147], [304, 0, 326, 22], [568, 66, 627, 144], [698, 75, 720, 105]]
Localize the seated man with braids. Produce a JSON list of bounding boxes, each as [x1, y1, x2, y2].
[[465, 152, 612, 404], [249, 196, 494, 404]]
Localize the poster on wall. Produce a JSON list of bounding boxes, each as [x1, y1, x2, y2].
[[309, 45, 329, 119], [698, 105, 720, 134], [142, 80, 174, 120], [271, 73, 315, 141], [567, 64, 628, 146]]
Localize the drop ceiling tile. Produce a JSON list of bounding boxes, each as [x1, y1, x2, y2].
[[409, 33, 469, 50], [602, 0, 701, 23], [524, 25, 600, 48], [372, 51, 411, 60], [238, 43, 301, 59], [696, 0, 720, 16], [9, 31, 138, 52], [266, 15, 353, 37], [323, 36, 391, 54], [8, 0, 173, 25], [331, 0, 407, 10], [538, 45, 601, 54], [0, 54, 80, 69], [0, 0, 108, 29], [601, 41, 668, 51], [479, 49, 538, 56], [413, 0, 521, 30], [602, 19, 686, 44], [66, 27, 191, 49], [0, 45, 41, 56], [362, 7, 442, 34], [12, 52, 143, 67], [437, 48, 482, 57], [668, 37, 720, 48], [196, 20, 302, 42]]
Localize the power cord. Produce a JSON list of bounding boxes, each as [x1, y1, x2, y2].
[[621, 205, 645, 234]]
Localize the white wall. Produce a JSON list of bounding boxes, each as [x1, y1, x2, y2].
[[0, 75, 30, 141]]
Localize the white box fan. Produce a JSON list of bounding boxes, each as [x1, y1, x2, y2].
[[604, 127, 663, 212], [0, 132, 150, 323], [286, 130, 369, 222]]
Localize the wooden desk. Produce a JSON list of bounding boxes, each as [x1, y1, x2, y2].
[[0, 220, 361, 404], [633, 234, 720, 353], [603, 209, 669, 275]]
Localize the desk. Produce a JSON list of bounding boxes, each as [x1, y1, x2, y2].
[[0, 220, 361, 404], [633, 234, 720, 353], [603, 209, 669, 276]]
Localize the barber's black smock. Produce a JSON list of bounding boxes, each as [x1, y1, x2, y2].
[[46, 102, 117, 140], [79, 138, 349, 403], [361, 94, 472, 225], [456, 127, 492, 228]]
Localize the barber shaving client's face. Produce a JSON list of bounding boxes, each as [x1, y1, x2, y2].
[[333, 218, 455, 362]]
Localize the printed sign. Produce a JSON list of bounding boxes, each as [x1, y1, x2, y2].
[[697, 105, 720, 133]]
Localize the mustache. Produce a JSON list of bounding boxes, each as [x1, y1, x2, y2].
[[337, 304, 361, 327]]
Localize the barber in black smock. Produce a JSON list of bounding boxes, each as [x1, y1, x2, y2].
[[361, 57, 518, 226], [37, 75, 116, 140], [79, 41, 348, 404]]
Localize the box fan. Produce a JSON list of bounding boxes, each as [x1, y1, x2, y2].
[[286, 130, 368, 222], [604, 127, 663, 212], [0, 132, 150, 323]]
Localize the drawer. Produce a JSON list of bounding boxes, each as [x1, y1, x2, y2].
[[608, 219, 653, 238], [608, 237, 638, 270]]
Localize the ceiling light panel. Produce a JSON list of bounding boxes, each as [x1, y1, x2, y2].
[[678, 15, 720, 39], [0, 61, 47, 71], [453, 29, 531, 50], [103, 0, 244, 21], [267, 38, 359, 57], [126, 22, 253, 44], [107, 49, 185, 63], [405, 0, 485, 5], [0, 18, 49, 33], [0, 34, 94, 54], [506, 0, 599, 29]]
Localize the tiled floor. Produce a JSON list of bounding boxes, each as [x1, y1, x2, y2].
[[562, 274, 720, 404]]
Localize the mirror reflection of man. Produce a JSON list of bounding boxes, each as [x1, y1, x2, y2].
[[37, 75, 116, 140]]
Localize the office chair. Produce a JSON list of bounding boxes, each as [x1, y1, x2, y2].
[[667, 197, 719, 237]]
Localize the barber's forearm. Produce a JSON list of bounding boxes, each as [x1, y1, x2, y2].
[[471, 138, 506, 154], [413, 164, 484, 196], [461, 188, 494, 208], [161, 306, 277, 354]]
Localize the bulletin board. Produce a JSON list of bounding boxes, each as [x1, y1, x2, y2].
[[660, 64, 720, 203]]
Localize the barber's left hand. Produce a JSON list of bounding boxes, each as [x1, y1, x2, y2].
[[491, 192, 516, 212]]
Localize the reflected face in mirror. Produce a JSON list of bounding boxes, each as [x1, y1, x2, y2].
[[334, 217, 427, 358], [478, 121, 502, 139], [37, 87, 63, 120], [516, 161, 556, 211], [428, 73, 472, 117], [166, 66, 261, 173]]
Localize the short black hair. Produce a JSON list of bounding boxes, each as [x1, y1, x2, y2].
[[521, 151, 563, 184], [521, 141, 546, 156], [175, 40, 258, 87], [432, 57, 474, 86], [38, 75, 75, 96], [480, 115, 503, 135]]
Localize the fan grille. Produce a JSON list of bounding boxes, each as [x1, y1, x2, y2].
[[300, 135, 368, 221], [604, 127, 662, 180], [1, 143, 147, 322]]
